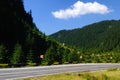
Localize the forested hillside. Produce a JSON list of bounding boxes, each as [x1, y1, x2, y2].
[[0, 0, 75, 66], [51, 20, 120, 53], [50, 20, 120, 63], [0, 0, 48, 65]]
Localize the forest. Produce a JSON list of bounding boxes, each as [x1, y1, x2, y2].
[[50, 20, 120, 63], [0, 0, 120, 67]]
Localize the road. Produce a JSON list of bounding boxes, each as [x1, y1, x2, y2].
[[0, 63, 120, 80]]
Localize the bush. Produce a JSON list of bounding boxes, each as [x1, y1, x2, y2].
[[63, 62, 69, 64], [27, 63, 36, 66], [41, 62, 48, 66], [0, 64, 8, 68], [72, 61, 78, 64], [53, 62, 59, 65], [8, 63, 26, 67]]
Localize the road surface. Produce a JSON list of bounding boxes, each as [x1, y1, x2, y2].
[[0, 63, 120, 80]]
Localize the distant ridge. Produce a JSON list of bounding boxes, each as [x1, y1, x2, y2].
[[50, 20, 120, 52]]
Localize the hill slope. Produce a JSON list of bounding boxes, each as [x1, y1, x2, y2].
[[0, 0, 72, 65], [0, 0, 49, 64], [50, 20, 120, 52]]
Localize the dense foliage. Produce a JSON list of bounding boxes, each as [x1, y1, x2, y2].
[[0, 0, 46, 65], [51, 20, 120, 52], [0, 0, 73, 66], [50, 20, 120, 63]]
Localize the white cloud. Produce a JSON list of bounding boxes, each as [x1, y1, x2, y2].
[[52, 1, 110, 19]]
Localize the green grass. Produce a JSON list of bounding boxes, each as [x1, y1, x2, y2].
[[18, 68, 120, 80]]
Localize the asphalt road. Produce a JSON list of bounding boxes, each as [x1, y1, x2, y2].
[[0, 63, 120, 80]]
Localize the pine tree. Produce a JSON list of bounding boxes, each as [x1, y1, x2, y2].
[[27, 49, 34, 64], [10, 43, 23, 64], [43, 45, 55, 65], [0, 45, 8, 63]]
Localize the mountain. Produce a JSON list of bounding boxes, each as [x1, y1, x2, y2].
[[0, 0, 72, 65], [0, 0, 47, 64], [50, 20, 120, 53]]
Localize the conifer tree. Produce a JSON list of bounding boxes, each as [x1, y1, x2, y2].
[[10, 43, 23, 64], [0, 45, 8, 63]]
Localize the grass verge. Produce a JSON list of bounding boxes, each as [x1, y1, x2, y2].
[[18, 68, 120, 80]]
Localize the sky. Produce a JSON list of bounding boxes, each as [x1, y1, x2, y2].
[[24, 0, 120, 35]]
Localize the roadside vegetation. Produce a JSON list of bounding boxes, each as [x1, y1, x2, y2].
[[19, 68, 120, 80]]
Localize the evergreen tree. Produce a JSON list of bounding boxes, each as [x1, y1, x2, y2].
[[0, 45, 8, 63], [43, 45, 55, 65], [27, 49, 34, 64], [62, 49, 70, 63], [68, 50, 79, 63], [10, 43, 23, 64]]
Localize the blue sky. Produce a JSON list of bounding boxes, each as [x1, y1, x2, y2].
[[24, 0, 120, 35]]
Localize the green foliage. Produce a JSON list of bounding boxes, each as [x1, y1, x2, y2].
[[27, 63, 36, 67], [68, 50, 79, 63], [49, 20, 120, 64], [10, 43, 23, 64], [0, 64, 8, 68], [53, 62, 59, 65], [27, 50, 34, 64], [50, 20, 120, 53], [43, 45, 55, 65], [0, 0, 48, 65], [0, 45, 8, 63], [42, 42, 63, 65], [62, 49, 70, 63]]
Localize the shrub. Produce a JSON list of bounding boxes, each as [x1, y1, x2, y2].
[[0, 64, 8, 68], [53, 62, 59, 65], [72, 61, 78, 64], [63, 62, 69, 64], [27, 63, 36, 66], [41, 62, 48, 66]]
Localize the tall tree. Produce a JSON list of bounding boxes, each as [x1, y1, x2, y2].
[[27, 49, 34, 64], [43, 45, 56, 65], [0, 45, 8, 63], [10, 43, 23, 64]]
